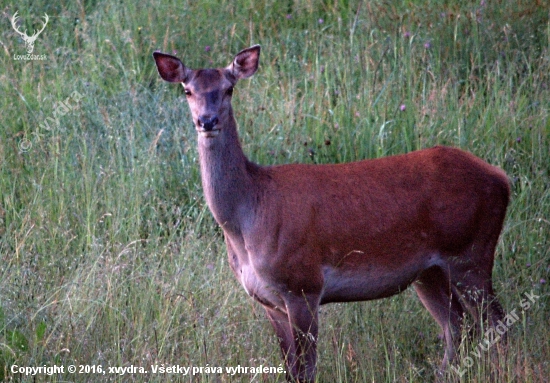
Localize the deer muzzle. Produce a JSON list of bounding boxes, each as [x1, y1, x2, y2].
[[197, 115, 220, 137]]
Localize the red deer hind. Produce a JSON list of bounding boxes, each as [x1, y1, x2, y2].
[[153, 45, 509, 382]]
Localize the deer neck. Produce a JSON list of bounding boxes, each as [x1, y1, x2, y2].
[[197, 110, 255, 233]]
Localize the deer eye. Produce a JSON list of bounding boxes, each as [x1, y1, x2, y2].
[[184, 88, 192, 96], [226, 86, 234, 96]]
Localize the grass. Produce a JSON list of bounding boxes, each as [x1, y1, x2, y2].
[[0, 0, 549, 381]]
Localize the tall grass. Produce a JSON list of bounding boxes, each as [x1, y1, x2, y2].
[[1, 0, 549, 381]]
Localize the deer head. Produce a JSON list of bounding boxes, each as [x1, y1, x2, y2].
[[11, 11, 49, 54]]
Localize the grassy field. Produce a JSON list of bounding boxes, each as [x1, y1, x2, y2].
[[0, 0, 549, 382]]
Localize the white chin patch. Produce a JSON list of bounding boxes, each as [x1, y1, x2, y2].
[[199, 130, 220, 138]]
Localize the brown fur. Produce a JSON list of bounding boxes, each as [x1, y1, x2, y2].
[[153, 45, 510, 382]]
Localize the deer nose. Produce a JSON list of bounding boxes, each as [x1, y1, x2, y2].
[[198, 115, 219, 131]]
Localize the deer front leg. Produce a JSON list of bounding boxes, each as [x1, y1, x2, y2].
[[264, 294, 319, 383]]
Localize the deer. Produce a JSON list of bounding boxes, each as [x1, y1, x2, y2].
[[10, 11, 49, 54], [153, 45, 510, 382]]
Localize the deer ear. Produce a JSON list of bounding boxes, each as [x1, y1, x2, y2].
[[153, 52, 191, 83], [228, 45, 260, 80]]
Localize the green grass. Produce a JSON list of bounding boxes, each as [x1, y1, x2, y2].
[[1, 0, 549, 381]]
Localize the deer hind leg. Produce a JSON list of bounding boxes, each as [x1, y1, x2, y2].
[[450, 236, 505, 337], [264, 294, 319, 383], [450, 191, 507, 334], [413, 265, 465, 368], [451, 265, 505, 337]]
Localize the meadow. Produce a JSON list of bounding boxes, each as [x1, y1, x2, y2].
[[0, 0, 548, 381]]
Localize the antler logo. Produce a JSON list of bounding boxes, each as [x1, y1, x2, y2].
[[10, 11, 49, 54]]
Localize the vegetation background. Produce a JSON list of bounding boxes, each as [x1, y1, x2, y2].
[[0, 0, 548, 381]]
